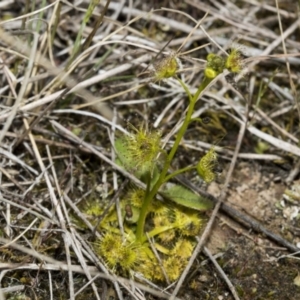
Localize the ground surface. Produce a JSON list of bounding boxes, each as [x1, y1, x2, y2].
[[204, 163, 300, 300]]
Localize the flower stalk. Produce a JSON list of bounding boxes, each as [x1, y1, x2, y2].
[[135, 74, 216, 242]]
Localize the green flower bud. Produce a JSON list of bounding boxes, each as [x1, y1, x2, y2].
[[197, 147, 218, 183], [225, 48, 243, 73], [154, 55, 178, 80], [204, 54, 226, 79]]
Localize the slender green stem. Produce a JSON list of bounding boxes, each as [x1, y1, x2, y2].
[[176, 77, 192, 102], [163, 166, 196, 183], [195, 77, 212, 102], [135, 76, 213, 242]]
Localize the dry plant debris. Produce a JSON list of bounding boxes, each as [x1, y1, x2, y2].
[[0, 1, 300, 300]]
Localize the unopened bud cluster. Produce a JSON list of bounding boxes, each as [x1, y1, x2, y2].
[[204, 47, 244, 80], [154, 54, 178, 80]]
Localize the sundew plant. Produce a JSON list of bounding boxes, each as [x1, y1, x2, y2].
[[84, 45, 244, 282]]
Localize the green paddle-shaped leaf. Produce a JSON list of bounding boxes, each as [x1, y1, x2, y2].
[[162, 184, 213, 211]]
